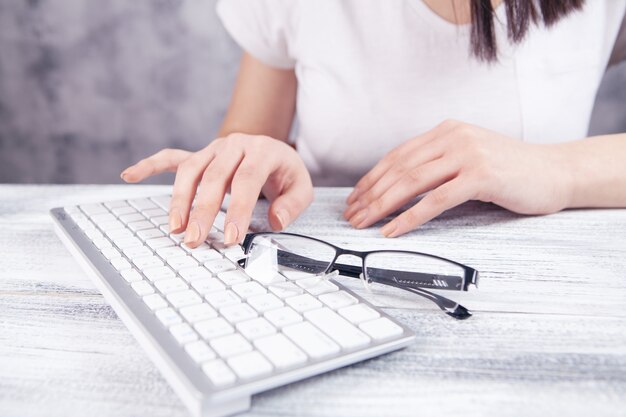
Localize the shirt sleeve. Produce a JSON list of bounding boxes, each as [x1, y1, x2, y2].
[[216, 0, 296, 69], [609, 11, 626, 66]]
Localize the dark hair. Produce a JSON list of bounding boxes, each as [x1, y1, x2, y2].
[[470, 0, 585, 61]]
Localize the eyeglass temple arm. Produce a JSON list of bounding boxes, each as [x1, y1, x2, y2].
[[331, 262, 475, 292]]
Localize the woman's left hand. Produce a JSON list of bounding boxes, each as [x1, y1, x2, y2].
[[343, 119, 574, 237]]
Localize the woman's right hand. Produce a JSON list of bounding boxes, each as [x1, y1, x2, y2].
[[120, 133, 314, 248]]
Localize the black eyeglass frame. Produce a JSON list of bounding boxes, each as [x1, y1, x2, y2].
[[241, 232, 479, 320]]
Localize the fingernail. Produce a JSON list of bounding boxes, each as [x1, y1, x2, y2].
[[380, 222, 398, 237], [169, 210, 182, 232], [120, 170, 129, 181], [184, 221, 201, 244], [224, 222, 239, 245], [275, 209, 290, 230], [350, 208, 368, 227]]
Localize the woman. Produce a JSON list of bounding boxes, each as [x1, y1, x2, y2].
[[121, 0, 626, 248]]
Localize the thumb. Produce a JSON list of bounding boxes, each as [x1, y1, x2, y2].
[[267, 175, 313, 231]]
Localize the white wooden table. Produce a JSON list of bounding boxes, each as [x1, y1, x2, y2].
[[1, 185, 625, 417]]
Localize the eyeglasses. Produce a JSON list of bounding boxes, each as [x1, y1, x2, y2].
[[240, 232, 479, 320]]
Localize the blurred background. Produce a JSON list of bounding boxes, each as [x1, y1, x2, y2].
[[1, 0, 625, 184]]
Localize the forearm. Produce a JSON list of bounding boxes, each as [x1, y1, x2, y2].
[[560, 133, 626, 208], [218, 53, 297, 141]]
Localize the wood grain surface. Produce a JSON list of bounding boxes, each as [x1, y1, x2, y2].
[[1, 185, 625, 417]]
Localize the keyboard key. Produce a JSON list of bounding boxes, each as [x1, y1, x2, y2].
[[179, 303, 217, 323], [169, 231, 185, 244], [142, 208, 167, 218], [210, 334, 252, 358], [105, 228, 134, 240], [179, 266, 213, 282], [90, 213, 117, 224], [93, 237, 113, 250], [131, 280, 154, 296], [123, 246, 153, 259], [120, 268, 143, 283], [143, 266, 176, 282], [119, 213, 145, 224], [80, 203, 108, 215], [182, 242, 212, 253], [146, 237, 175, 250], [191, 278, 225, 295], [113, 236, 143, 249], [167, 290, 202, 308], [136, 228, 165, 241], [212, 211, 226, 231], [205, 290, 240, 309], [155, 307, 182, 327], [98, 220, 125, 231], [143, 293, 168, 311], [185, 340, 216, 364], [132, 255, 165, 270], [285, 293, 323, 313], [111, 206, 136, 216], [167, 256, 198, 271], [282, 322, 340, 360], [192, 249, 222, 263], [195, 317, 234, 340], [236, 317, 276, 340], [156, 246, 186, 260], [227, 351, 273, 380], [151, 195, 171, 210], [220, 303, 257, 324], [150, 215, 169, 226], [254, 334, 308, 369], [264, 306, 302, 328], [169, 323, 198, 345], [128, 198, 157, 211], [319, 291, 357, 310], [205, 258, 236, 274], [101, 247, 122, 260], [217, 270, 249, 286], [202, 360, 236, 387], [338, 303, 380, 325], [296, 277, 339, 296], [231, 281, 265, 299], [85, 228, 103, 240], [110, 257, 132, 271], [128, 221, 155, 232], [304, 308, 370, 350], [248, 270, 285, 286], [154, 278, 188, 294], [247, 293, 283, 313], [104, 200, 128, 209], [359, 317, 404, 341], [268, 282, 303, 299]]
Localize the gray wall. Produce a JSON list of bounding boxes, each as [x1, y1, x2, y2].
[[0, 0, 625, 184]]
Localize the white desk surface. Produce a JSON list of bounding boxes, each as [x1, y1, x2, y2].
[[1, 185, 625, 417]]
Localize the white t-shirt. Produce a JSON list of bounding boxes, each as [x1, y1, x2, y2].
[[217, 0, 626, 186]]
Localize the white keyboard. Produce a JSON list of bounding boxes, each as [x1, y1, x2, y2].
[[50, 195, 415, 417]]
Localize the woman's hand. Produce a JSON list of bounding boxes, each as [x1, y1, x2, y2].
[[121, 134, 313, 247], [343, 120, 574, 237]]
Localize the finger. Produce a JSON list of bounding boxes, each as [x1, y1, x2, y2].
[[380, 176, 474, 238], [121, 149, 192, 183], [184, 149, 245, 247], [343, 140, 446, 219], [168, 148, 215, 235], [267, 169, 314, 232], [349, 158, 457, 229], [223, 153, 275, 245], [346, 120, 459, 204]]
